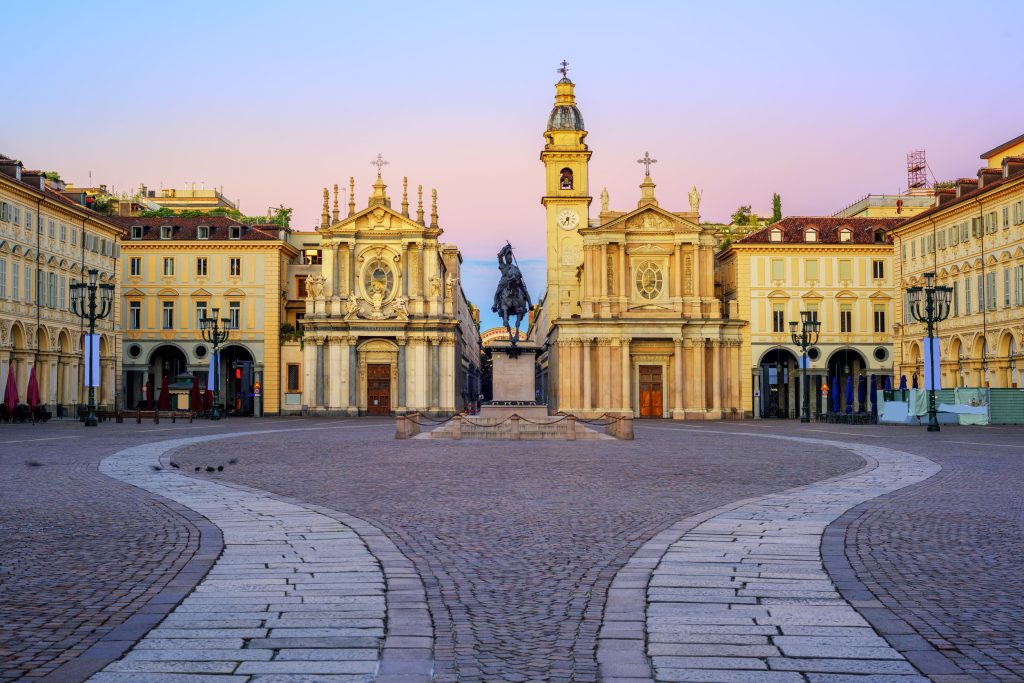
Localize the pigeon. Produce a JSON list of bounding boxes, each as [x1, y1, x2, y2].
[[228, 458, 238, 465], [170, 461, 180, 469], [205, 466, 215, 473], [195, 466, 201, 472], [217, 465, 224, 472], [151, 465, 162, 471]]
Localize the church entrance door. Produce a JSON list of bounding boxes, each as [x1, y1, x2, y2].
[[638, 365, 663, 418], [367, 364, 391, 415]]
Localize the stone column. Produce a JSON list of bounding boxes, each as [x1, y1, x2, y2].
[[787, 358, 797, 418], [620, 249, 629, 304], [693, 340, 707, 415], [348, 339, 358, 409], [620, 337, 632, 413], [600, 244, 608, 299], [331, 242, 340, 297], [339, 244, 348, 296], [349, 243, 357, 294], [431, 338, 440, 411], [582, 338, 592, 413], [675, 244, 683, 302], [401, 243, 409, 298], [315, 339, 325, 409], [328, 338, 343, 409], [711, 341, 723, 417], [673, 337, 684, 418], [598, 339, 612, 411], [419, 244, 427, 300], [397, 340, 407, 410], [302, 339, 316, 409]]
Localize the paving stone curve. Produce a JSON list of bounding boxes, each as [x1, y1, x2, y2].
[[598, 428, 942, 683], [89, 427, 433, 683]]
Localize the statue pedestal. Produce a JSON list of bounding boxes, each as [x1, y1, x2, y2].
[[480, 342, 548, 420]]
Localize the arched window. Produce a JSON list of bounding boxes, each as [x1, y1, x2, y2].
[[804, 228, 817, 242], [559, 168, 573, 190], [770, 228, 783, 243]]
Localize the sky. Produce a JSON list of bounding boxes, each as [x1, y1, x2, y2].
[[3, 0, 1022, 330]]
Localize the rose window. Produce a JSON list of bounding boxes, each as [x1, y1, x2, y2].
[[364, 259, 395, 301], [635, 261, 664, 300]]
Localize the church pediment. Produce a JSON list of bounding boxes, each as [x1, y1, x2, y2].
[[586, 205, 697, 234], [323, 203, 439, 237]]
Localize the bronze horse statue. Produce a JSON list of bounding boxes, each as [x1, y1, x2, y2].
[[492, 243, 532, 346]]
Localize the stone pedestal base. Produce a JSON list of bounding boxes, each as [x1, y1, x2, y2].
[[490, 342, 539, 403], [478, 403, 550, 420]]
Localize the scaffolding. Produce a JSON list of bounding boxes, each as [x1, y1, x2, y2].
[[907, 150, 928, 190]]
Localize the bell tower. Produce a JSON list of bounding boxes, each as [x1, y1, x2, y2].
[[541, 61, 592, 320]]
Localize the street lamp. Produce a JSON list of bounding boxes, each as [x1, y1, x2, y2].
[[70, 269, 114, 427], [906, 271, 953, 432], [200, 307, 232, 420], [789, 310, 821, 423]]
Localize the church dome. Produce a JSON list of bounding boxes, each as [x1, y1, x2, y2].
[[547, 103, 586, 131]]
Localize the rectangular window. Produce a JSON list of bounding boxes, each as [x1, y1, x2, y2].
[[71, 227, 77, 245], [1005, 269, 1011, 307], [987, 272, 997, 311], [163, 257, 175, 276], [952, 281, 959, 316], [59, 275, 65, 310], [129, 301, 141, 330], [805, 304, 819, 324], [228, 301, 241, 329], [296, 276, 307, 299], [965, 276, 972, 313], [130, 257, 142, 276], [287, 364, 300, 392], [1003, 206, 1010, 228], [229, 257, 241, 277], [48, 220, 55, 238], [838, 259, 852, 281], [24, 209, 31, 230], [977, 275, 985, 311], [131, 225, 143, 239], [197, 225, 209, 240], [873, 305, 886, 334], [840, 304, 852, 333], [949, 225, 958, 245], [805, 259, 819, 282], [988, 211, 998, 233], [770, 258, 784, 281], [961, 221, 968, 241], [772, 303, 785, 333], [11, 262, 18, 300], [162, 301, 175, 330], [36, 270, 43, 306], [901, 243, 906, 260], [196, 257, 208, 277], [937, 231, 945, 248], [60, 223, 66, 242], [0, 259, 6, 299], [48, 272, 57, 308], [160, 225, 172, 239], [229, 226, 241, 240], [872, 260, 884, 279], [24, 266, 30, 303], [1017, 265, 1024, 306], [195, 301, 207, 329], [911, 241, 916, 258]]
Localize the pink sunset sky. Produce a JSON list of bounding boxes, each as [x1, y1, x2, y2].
[[3, 0, 1022, 327]]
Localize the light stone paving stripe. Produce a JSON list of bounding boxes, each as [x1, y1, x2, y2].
[[88, 427, 431, 683], [598, 429, 941, 683]]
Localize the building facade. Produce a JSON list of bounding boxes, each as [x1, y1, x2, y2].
[[892, 135, 1024, 389], [533, 73, 745, 419], [0, 155, 123, 414], [284, 174, 481, 416], [718, 217, 901, 418], [117, 216, 296, 415]]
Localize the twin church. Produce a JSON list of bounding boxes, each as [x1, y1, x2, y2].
[[290, 67, 745, 419]]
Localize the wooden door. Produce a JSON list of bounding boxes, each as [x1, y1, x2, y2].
[[366, 364, 391, 415], [638, 365, 663, 418]]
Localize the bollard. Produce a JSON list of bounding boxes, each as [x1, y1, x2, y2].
[[566, 415, 576, 441], [395, 415, 409, 439], [452, 415, 463, 440], [618, 414, 634, 440], [511, 415, 521, 441]]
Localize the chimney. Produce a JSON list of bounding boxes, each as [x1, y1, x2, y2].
[[1001, 156, 1024, 179], [978, 167, 1001, 188], [955, 178, 978, 198]]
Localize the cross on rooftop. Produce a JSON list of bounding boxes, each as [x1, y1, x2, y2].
[[637, 151, 657, 176], [371, 154, 389, 176], [558, 60, 570, 78]]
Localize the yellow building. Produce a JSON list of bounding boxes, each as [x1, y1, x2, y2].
[[892, 135, 1024, 388], [280, 173, 481, 416], [533, 70, 745, 419], [718, 217, 902, 417], [117, 215, 296, 415], [144, 184, 239, 214], [0, 154, 123, 414], [834, 191, 935, 219]]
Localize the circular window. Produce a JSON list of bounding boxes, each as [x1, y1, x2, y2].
[[873, 347, 889, 362], [807, 347, 821, 362], [195, 345, 208, 358], [127, 344, 142, 358], [364, 258, 395, 301], [635, 261, 664, 300]]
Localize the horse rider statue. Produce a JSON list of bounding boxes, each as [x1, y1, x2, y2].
[[492, 243, 532, 348]]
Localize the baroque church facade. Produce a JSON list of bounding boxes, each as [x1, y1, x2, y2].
[[533, 72, 747, 418], [285, 172, 481, 416]]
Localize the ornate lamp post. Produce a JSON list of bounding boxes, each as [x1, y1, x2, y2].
[[70, 268, 114, 427], [789, 311, 821, 423], [906, 271, 953, 432], [200, 307, 232, 421]]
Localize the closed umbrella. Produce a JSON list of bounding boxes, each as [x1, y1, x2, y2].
[[845, 375, 854, 413], [4, 365, 18, 412], [884, 375, 892, 392], [158, 376, 171, 410], [912, 374, 919, 389], [899, 375, 907, 391], [831, 374, 839, 413], [190, 375, 201, 412], [205, 385, 214, 411], [26, 367, 41, 410], [870, 375, 878, 417], [857, 375, 867, 413]]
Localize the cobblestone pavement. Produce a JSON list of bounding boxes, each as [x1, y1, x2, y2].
[[89, 428, 414, 683], [607, 427, 939, 682], [173, 421, 863, 682]]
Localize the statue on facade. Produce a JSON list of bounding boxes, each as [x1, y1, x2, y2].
[[307, 274, 325, 299], [445, 273, 456, 300], [492, 242, 532, 348], [429, 276, 441, 298], [688, 185, 702, 213], [600, 187, 609, 213]]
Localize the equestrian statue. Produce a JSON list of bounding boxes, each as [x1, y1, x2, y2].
[[492, 242, 532, 349]]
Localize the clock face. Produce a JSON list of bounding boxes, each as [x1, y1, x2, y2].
[[556, 208, 580, 231]]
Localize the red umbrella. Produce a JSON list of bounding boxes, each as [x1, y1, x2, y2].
[[3, 365, 17, 412], [142, 379, 152, 410], [205, 385, 214, 411], [158, 375, 171, 410], [26, 367, 41, 410], [190, 375, 201, 412]]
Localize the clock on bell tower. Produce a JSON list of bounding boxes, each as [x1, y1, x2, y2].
[[541, 61, 592, 320]]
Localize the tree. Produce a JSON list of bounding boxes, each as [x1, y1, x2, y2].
[[730, 205, 753, 226], [771, 193, 782, 224], [139, 208, 176, 218]]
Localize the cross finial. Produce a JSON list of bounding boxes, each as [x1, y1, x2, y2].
[[371, 153, 389, 176], [558, 60, 570, 78], [637, 151, 657, 176]]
